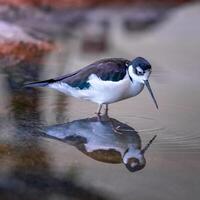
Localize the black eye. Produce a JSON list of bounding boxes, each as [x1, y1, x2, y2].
[[137, 70, 144, 75], [136, 66, 144, 75]]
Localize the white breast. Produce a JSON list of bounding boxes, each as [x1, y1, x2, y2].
[[84, 74, 144, 104]]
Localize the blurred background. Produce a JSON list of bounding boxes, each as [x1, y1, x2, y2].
[[0, 0, 200, 200]]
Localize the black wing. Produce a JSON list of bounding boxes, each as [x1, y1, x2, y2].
[[57, 58, 130, 89], [25, 58, 130, 89]]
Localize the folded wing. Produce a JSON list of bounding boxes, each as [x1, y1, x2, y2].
[[24, 58, 130, 89]]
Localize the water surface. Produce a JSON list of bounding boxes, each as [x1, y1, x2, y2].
[[0, 3, 200, 200]]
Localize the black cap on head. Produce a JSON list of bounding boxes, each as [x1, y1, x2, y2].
[[132, 57, 151, 71]]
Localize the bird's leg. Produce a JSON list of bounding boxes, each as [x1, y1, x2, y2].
[[96, 104, 110, 122], [100, 104, 110, 121], [95, 104, 103, 120], [104, 104, 109, 117]]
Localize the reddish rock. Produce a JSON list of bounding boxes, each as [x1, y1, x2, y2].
[[0, 21, 54, 64], [0, 41, 54, 62]]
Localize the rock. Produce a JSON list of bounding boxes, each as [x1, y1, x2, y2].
[[0, 20, 54, 65]]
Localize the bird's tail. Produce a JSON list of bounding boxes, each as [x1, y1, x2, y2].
[[24, 79, 55, 88]]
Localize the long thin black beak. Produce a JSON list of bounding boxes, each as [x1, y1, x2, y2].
[[144, 80, 158, 109], [141, 135, 157, 154]]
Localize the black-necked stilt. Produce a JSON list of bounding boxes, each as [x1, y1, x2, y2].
[[25, 57, 158, 116], [43, 117, 157, 172]]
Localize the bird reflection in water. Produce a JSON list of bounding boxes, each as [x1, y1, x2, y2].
[[42, 117, 156, 172]]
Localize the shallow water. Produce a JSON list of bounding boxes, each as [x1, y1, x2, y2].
[[0, 3, 200, 200]]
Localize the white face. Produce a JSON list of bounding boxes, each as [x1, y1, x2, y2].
[[123, 148, 143, 164], [128, 65, 151, 83], [123, 147, 146, 172]]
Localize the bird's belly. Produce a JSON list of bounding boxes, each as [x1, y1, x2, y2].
[[81, 76, 144, 104], [49, 75, 144, 104]]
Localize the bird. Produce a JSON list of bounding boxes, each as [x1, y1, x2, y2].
[[25, 57, 158, 116], [42, 116, 157, 172]]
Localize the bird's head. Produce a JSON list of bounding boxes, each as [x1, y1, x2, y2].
[[123, 147, 146, 172], [128, 57, 158, 109], [122, 135, 157, 172]]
